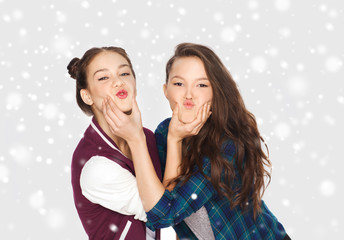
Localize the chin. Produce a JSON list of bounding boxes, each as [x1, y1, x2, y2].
[[118, 103, 133, 115], [179, 112, 197, 124]]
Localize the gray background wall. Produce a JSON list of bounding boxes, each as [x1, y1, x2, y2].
[[1, 0, 343, 239]]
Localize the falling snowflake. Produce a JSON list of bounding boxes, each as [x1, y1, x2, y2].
[[191, 193, 197, 200], [319, 180, 336, 196]]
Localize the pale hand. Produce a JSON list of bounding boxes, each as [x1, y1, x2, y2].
[[168, 103, 212, 143], [102, 96, 145, 143]]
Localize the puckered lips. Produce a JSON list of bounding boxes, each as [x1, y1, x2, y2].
[[183, 99, 195, 109], [116, 89, 128, 99]]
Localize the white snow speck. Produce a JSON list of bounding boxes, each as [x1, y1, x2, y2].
[[319, 4, 327, 12], [266, 47, 279, 57], [296, 63, 304, 71], [213, 12, 223, 22], [3, 14, 11, 22], [325, 56, 342, 72], [221, 27, 236, 43], [287, 76, 307, 96], [81, 1, 90, 9], [16, 123, 26, 132], [7, 223, 15, 231], [9, 145, 32, 166], [278, 178, 286, 186], [0, 164, 10, 183], [6, 92, 23, 110], [325, 23, 334, 31], [337, 96, 344, 104], [52, 36, 71, 56], [63, 92, 73, 103], [274, 0, 291, 12], [248, 0, 259, 10], [316, 45, 327, 55], [251, 13, 260, 21], [282, 198, 290, 207], [44, 125, 51, 132], [319, 180, 336, 196], [56, 11, 67, 23], [163, 24, 181, 39], [323, 115, 335, 125], [251, 56, 267, 73], [36, 156, 43, 163], [22, 71, 30, 79], [280, 61, 289, 69], [12, 9, 23, 20], [140, 29, 150, 39], [178, 8, 186, 15], [279, 28, 291, 38], [274, 122, 291, 140], [47, 209, 65, 229], [46, 158, 53, 165], [101, 28, 109, 36], [191, 193, 197, 200], [64, 166, 71, 173], [29, 190, 46, 209], [43, 103, 59, 120], [328, 9, 338, 18], [109, 224, 118, 232], [293, 141, 305, 153]]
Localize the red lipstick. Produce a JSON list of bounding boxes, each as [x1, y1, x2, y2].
[[183, 100, 195, 109], [116, 89, 128, 99]]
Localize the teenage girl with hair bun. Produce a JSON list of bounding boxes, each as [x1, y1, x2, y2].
[[68, 47, 162, 240]]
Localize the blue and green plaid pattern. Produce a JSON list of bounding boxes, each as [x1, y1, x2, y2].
[[146, 118, 287, 240]]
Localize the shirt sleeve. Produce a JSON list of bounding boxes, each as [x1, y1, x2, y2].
[[80, 156, 147, 221], [146, 159, 216, 230]]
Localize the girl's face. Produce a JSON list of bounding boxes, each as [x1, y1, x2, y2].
[[81, 51, 136, 116], [164, 56, 213, 123]]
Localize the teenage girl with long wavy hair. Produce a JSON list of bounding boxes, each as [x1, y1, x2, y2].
[[103, 43, 290, 239]]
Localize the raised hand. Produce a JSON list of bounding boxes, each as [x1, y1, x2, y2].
[[102, 96, 145, 143], [168, 103, 212, 143]]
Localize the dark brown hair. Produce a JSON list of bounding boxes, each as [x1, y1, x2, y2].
[[67, 47, 136, 116], [166, 43, 271, 218]]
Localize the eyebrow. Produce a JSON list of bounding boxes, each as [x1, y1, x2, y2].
[[93, 64, 130, 77], [170, 75, 209, 81]]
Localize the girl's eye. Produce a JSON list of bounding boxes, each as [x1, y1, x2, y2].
[[173, 82, 183, 86], [120, 72, 130, 77], [198, 84, 208, 87], [98, 76, 109, 81]]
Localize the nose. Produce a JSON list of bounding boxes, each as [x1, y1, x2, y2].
[[112, 77, 125, 88], [185, 86, 193, 99]]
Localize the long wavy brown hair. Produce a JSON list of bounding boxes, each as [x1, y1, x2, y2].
[[166, 43, 271, 218]]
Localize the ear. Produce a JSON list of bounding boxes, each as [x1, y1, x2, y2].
[[163, 84, 168, 99], [80, 89, 93, 106]]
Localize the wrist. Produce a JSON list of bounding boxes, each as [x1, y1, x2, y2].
[[167, 134, 183, 144], [126, 129, 146, 146]]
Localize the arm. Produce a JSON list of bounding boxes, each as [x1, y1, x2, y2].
[[163, 104, 210, 190], [102, 97, 210, 211], [163, 136, 182, 190], [80, 156, 147, 221], [146, 159, 216, 230]]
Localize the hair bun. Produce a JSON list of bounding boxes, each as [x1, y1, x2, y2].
[[67, 57, 80, 79]]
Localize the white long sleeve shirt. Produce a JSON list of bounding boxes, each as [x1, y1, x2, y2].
[[80, 155, 147, 221]]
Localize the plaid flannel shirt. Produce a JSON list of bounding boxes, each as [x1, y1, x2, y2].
[[146, 118, 287, 240]]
